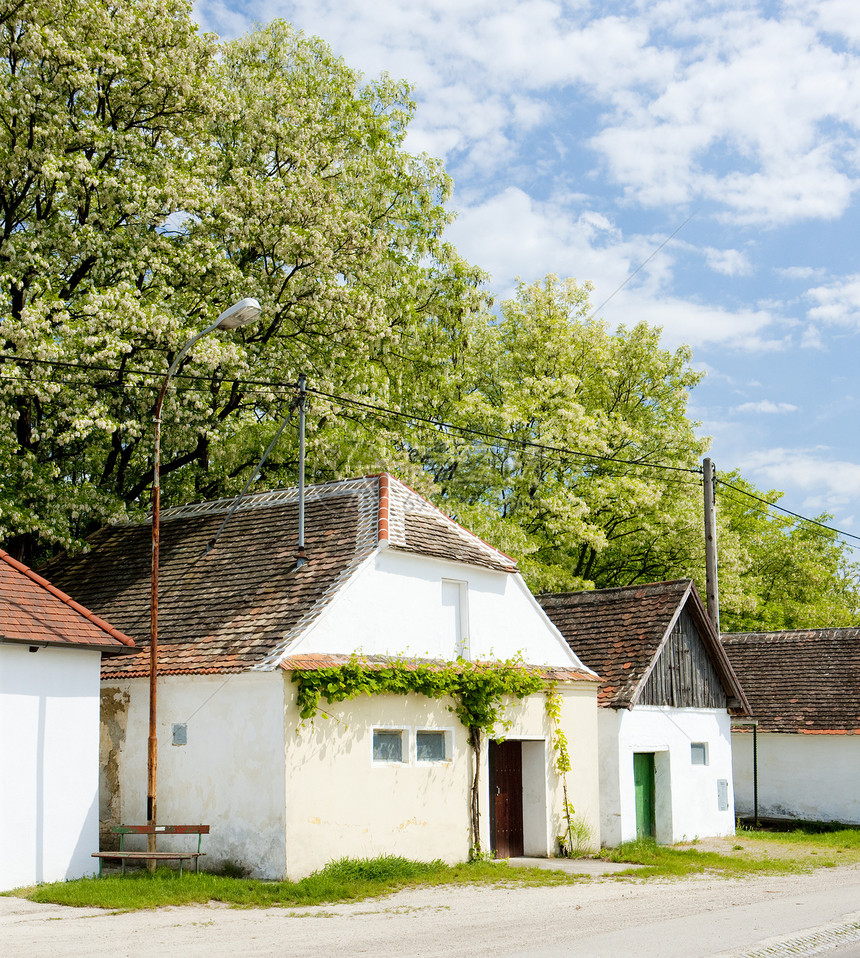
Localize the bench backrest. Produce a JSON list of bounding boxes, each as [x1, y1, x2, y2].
[[114, 825, 210, 835]]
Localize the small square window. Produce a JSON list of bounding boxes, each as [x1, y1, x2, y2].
[[691, 742, 708, 765], [373, 729, 405, 763], [172, 723, 187, 747], [416, 730, 447, 762]]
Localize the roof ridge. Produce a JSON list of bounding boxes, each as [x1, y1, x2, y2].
[[384, 473, 518, 569], [540, 578, 692, 602], [0, 549, 135, 647]]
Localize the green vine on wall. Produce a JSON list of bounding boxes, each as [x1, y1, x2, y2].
[[545, 684, 576, 855], [292, 654, 544, 853]]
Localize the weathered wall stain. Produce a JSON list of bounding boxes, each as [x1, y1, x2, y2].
[[100, 686, 129, 850]]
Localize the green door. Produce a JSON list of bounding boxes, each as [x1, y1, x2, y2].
[[633, 752, 656, 839]]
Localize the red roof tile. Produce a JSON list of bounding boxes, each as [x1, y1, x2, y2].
[[0, 549, 134, 652]]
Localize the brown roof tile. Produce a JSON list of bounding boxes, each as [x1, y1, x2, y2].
[[43, 475, 518, 678], [0, 549, 134, 653], [722, 628, 860, 733], [540, 579, 747, 711]]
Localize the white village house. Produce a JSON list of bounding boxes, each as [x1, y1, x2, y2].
[[540, 580, 750, 846], [0, 549, 135, 890], [45, 474, 601, 879], [723, 627, 860, 825]]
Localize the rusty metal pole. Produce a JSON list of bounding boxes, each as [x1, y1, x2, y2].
[[146, 298, 261, 865], [148, 376, 170, 862]]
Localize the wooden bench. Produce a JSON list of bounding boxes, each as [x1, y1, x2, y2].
[[92, 824, 209, 876]]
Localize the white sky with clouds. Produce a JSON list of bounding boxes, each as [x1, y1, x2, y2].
[[196, 0, 860, 548]]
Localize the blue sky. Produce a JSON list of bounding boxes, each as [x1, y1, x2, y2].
[[195, 0, 860, 548]]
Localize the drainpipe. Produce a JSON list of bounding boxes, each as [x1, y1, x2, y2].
[[732, 719, 759, 826]]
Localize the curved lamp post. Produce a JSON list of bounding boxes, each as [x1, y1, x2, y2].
[[148, 297, 261, 841]]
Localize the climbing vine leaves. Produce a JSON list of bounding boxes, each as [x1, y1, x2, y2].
[[292, 654, 544, 734]]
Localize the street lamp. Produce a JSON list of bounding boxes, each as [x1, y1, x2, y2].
[[148, 297, 261, 845]]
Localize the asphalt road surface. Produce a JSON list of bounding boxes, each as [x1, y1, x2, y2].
[[2, 863, 859, 958]]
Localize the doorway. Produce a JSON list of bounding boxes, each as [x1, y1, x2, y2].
[[489, 739, 524, 858], [633, 752, 656, 839]]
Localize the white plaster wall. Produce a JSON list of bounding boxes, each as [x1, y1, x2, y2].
[[0, 644, 101, 890], [290, 549, 581, 669], [599, 706, 736, 845], [732, 732, 860, 824], [101, 673, 287, 879], [477, 684, 601, 859], [283, 680, 600, 878]]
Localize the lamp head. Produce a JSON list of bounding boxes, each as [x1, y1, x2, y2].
[[215, 297, 262, 330]]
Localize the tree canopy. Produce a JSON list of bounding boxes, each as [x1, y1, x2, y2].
[[1, 0, 857, 628]]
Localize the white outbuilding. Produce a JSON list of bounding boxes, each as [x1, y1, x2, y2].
[[541, 580, 750, 846], [0, 549, 135, 890], [723, 627, 860, 825], [45, 474, 601, 878]]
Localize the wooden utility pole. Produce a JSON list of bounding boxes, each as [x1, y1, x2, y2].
[[703, 457, 720, 634]]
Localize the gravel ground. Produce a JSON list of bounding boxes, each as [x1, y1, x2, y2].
[[3, 861, 860, 958]]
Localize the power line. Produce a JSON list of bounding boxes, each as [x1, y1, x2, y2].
[[585, 211, 697, 321], [307, 386, 703, 477], [716, 477, 860, 545], [2, 350, 856, 549]]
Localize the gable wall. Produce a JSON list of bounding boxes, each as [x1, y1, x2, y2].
[[0, 644, 102, 889], [291, 548, 578, 668], [599, 705, 735, 845], [640, 608, 727, 709]]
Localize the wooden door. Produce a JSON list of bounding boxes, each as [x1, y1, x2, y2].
[[489, 739, 524, 858], [634, 752, 656, 839]]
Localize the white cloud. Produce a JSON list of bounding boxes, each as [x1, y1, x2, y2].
[[741, 447, 860, 522], [806, 274, 860, 327], [703, 247, 752, 276], [732, 400, 798, 414], [800, 324, 825, 349]]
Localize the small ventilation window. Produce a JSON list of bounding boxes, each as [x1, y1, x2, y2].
[[691, 742, 708, 765], [416, 730, 448, 763], [172, 723, 187, 747], [373, 729, 406, 763]]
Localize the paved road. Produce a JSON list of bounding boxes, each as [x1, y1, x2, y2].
[[2, 864, 859, 958]]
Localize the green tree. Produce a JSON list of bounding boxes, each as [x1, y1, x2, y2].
[[0, 2, 483, 560], [419, 275, 708, 593], [716, 474, 860, 631]]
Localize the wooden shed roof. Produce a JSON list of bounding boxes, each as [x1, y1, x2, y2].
[[540, 579, 749, 712]]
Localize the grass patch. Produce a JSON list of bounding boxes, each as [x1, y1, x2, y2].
[[601, 838, 801, 878], [17, 855, 585, 911], [603, 827, 860, 878]]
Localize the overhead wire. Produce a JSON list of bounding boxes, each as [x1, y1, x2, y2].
[[1, 350, 856, 550]]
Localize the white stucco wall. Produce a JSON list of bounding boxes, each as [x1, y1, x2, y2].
[[283, 679, 600, 879], [101, 673, 287, 878], [0, 644, 102, 890], [290, 548, 581, 669], [732, 731, 860, 824], [598, 706, 735, 846]]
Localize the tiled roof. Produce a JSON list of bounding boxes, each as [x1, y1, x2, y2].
[[42, 474, 518, 677], [539, 579, 745, 710], [0, 549, 134, 653], [722, 628, 860, 733], [281, 652, 597, 684]]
